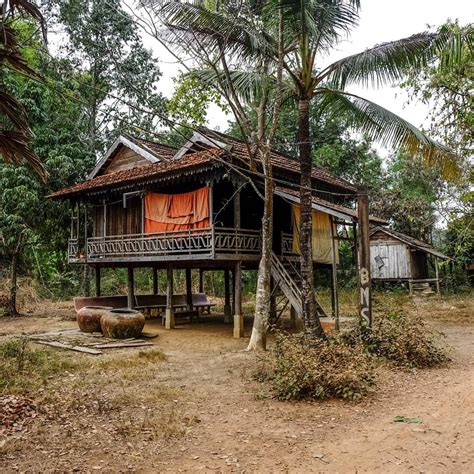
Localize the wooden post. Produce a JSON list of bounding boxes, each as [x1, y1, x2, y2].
[[127, 267, 135, 309], [331, 217, 340, 331], [199, 269, 204, 293], [165, 265, 175, 329], [224, 269, 232, 323], [152, 267, 158, 295], [95, 266, 101, 297], [357, 190, 372, 326], [234, 189, 241, 230], [233, 262, 244, 338], [434, 256, 440, 295], [231, 270, 235, 315], [290, 306, 296, 329], [185, 268, 193, 310]]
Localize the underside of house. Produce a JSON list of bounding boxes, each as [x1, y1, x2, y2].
[[50, 129, 386, 336]]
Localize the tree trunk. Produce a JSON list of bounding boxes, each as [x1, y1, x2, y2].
[[8, 252, 19, 316], [247, 154, 273, 351], [298, 98, 324, 337]]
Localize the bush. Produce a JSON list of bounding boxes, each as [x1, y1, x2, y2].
[[342, 312, 449, 368], [254, 332, 376, 401]]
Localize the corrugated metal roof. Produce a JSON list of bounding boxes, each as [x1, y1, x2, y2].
[[275, 186, 388, 225], [370, 227, 451, 260]]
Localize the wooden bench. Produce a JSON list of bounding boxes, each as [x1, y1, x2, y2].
[[74, 296, 128, 311], [192, 293, 216, 315]]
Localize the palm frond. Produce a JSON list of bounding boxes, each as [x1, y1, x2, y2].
[[316, 87, 459, 180], [0, 90, 31, 132], [434, 22, 474, 70], [158, 1, 278, 61], [275, 0, 360, 52], [319, 32, 438, 88], [0, 131, 48, 181], [189, 68, 294, 105]]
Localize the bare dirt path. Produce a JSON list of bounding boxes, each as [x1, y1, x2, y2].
[[1, 296, 473, 473]]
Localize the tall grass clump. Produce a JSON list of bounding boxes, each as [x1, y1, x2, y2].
[[0, 337, 79, 395], [342, 311, 449, 368], [255, 332, 376, 401]]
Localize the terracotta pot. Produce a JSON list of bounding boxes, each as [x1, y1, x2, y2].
[[77, 306, 113, 333], [100, 309, 145, 339]]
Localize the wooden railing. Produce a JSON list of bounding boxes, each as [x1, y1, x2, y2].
[[281, 232, 295, 255], [68, 227, 262, 263]]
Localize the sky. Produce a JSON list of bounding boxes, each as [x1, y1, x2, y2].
[[132, 0, 473, 148]]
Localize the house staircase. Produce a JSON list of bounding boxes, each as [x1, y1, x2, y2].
[[270, 251, 328, 319]]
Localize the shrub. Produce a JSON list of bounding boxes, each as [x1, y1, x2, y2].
[[254, 332, 376, 401], [342, 311, 449, 368]]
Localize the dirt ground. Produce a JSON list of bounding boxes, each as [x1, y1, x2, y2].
[[0, 293, 473, 473]]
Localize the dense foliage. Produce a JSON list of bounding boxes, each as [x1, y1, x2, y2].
[[342, 312, 450, 368]]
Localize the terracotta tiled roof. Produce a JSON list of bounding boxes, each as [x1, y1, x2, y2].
[[199, 128, 357, 193], [48, 149, 221, 199]]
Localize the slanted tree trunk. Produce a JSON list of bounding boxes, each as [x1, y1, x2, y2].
[[247, 152, 273, 351], [298, 98, 324, 337], [5, 252, 20, 316]]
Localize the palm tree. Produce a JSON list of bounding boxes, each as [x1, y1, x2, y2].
[[0, 0, 47, 180], [155, 0, 463, 336]]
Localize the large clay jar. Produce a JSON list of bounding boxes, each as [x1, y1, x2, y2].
[[77, 306, 113, 333], [100, 309, 145, 339]]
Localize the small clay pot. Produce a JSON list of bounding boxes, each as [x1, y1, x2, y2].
[[77, 306, 113, 333], [100, 309, 145, 339]]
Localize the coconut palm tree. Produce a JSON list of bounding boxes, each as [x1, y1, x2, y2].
[[154, 0, 464, 337], [0, 0, 47, 179]]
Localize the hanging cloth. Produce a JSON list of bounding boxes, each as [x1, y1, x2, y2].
[[292, 204, 338, 264], [144, 187, 210, 232]]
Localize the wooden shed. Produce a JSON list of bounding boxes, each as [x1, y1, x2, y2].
[[370, 227, 450, 294]]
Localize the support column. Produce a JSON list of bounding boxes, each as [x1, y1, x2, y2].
[[223, 269, 232, 323], [233, 262, 244, 338], [290, 306, 297, 329], [199, 269, 204, 293], [165, 265, 175, 329], [185, 268, 193, 310], [127, 267, 135, 309], [434, 256, 440, 295], [95, 266, 101, 297], [152, 267, 158, 295], [331, 217, 340, 331], [357, 190, 372, 326]]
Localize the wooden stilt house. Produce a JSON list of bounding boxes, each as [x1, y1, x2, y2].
[[370, 227, 450, 294], [49, 129, 384, 336]]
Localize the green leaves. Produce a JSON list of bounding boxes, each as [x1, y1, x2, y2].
[[320, 32, 438, 89], [393, 416, 423, 424], [316, 87, 459, 180]]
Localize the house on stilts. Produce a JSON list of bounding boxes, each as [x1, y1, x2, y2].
[[49, 129, 385, 336]]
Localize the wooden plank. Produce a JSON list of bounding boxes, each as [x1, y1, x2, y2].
[[93, 342, 153, 349], [35, 340, 103, 355]]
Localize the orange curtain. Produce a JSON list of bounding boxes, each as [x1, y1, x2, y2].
[[144, 187, 210, 232]]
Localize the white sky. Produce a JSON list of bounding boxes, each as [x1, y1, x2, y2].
[[134, 0, 472, 144]]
